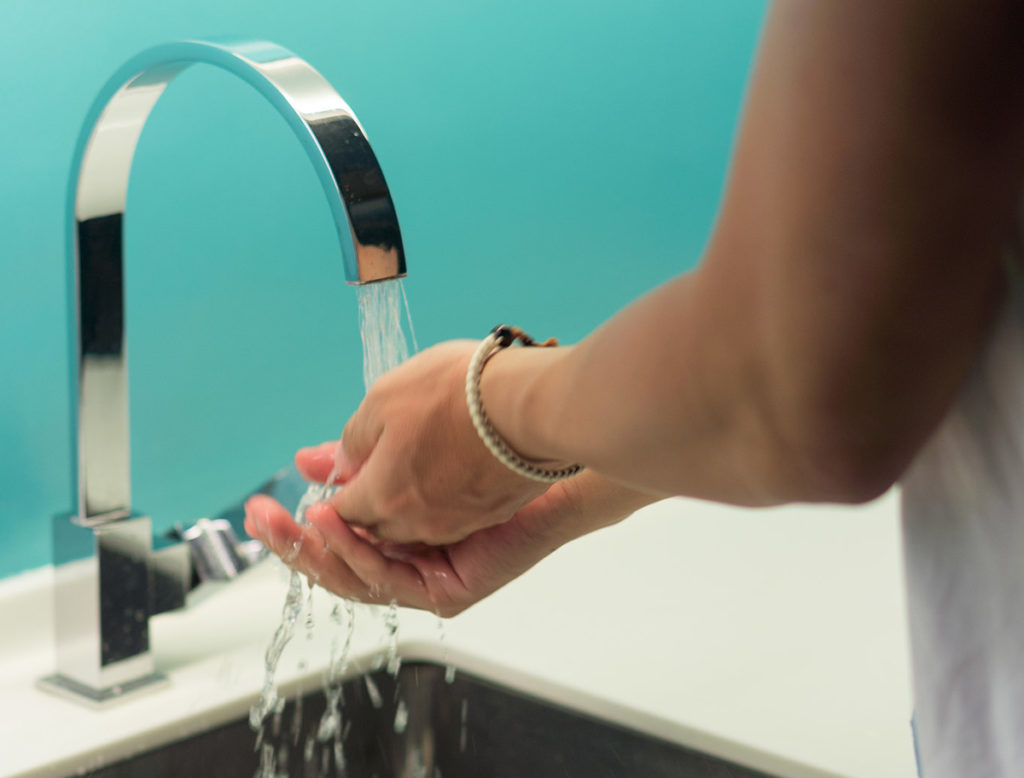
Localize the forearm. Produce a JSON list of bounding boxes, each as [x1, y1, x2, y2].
[[549, 468, 663, 543], [480, 0, 1024, 507], [480, 271, 789, 506]]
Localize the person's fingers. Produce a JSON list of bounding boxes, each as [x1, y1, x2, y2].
[[245, 494, 392, 602], [326, 440, 455, 544], [244, 494, 301, 558], [287, 523, 373, 600], [333, 438, 360, 483], [245, 494, 333, 573], [306, 503, 432, 607], [322, 450, 398, 538], [295, 441, 345, 484]]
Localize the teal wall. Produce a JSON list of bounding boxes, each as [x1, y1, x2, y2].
[[0, 0, 767, 578]]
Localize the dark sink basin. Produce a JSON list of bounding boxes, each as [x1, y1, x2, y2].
[[82, 662, 779, 778]]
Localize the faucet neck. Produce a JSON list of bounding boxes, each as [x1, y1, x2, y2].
[[68, 39, 406, 521]]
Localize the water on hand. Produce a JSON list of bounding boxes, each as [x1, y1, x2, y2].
[[251, 278, 418, 774]]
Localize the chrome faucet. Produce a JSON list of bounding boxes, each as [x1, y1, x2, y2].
[[41, 39, 406, 705]]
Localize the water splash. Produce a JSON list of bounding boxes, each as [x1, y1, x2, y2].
[[250, 483, 328, 748], [294, 484, 322, 526], [364, 674, 383, 709], [333, 737, 346, 775], [436, 614, 456, 684], [257, 742, 275, 776], [304, 587, 315, 636], [393, 698, 409, 734], [314, 598, 355, 770], [250, 570, 304, 734], [252, 278, 417, 772], [383, 600, 401, 677], [274, 742, 289, 774]]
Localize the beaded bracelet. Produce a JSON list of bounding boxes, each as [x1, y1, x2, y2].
[[465, 325, 584, 483]]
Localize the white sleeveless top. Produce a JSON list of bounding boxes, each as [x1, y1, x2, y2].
[[901, 231, 1024, 776]]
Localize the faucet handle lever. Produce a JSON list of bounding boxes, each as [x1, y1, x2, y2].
[[183, 518, 266, 583]]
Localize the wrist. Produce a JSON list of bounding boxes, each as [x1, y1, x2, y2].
[[545, 471, 661, 546], [475, 337, 577, 471]]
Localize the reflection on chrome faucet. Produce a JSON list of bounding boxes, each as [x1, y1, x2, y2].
[[41, 39, 406, 705]]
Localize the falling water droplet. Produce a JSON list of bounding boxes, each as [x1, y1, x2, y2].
[[393, 699, 409, 734], [364, 674, 383, 709]]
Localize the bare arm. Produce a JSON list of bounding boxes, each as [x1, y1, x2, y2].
[[486, 0, 1024, 505], [248, 0, 1024, 610]]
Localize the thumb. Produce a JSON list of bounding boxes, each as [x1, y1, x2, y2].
[[295, 441, 343, 484], [293, 438, 366, 485], [325, 453, 386, 537], [338, 399, 383, 481]]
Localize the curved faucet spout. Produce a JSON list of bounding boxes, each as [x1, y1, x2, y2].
[[45, 40, 406, 704], [69, 39, 405, 522]]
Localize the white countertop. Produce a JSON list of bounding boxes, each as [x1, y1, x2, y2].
[[0, 494, 918, 778]]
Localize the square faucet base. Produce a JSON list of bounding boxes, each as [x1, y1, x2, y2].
[[37, 671, 169, 708]]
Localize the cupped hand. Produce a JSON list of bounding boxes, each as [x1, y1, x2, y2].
[[320, 340, 557, 545], [242, 479, 587, 617]]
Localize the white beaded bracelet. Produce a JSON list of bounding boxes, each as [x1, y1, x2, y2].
[[465, 325, 584, 483]]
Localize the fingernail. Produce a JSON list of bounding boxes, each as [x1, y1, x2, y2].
[[297, 442, 338, 476], [296, 443, 326, 461], [245, 497, 269, 534], [307, 502, 334, 524]]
